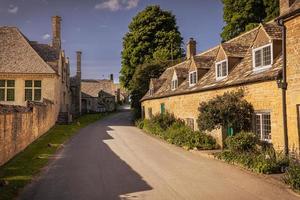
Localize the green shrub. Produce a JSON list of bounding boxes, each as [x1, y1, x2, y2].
[[135, 119, 144, 129], [165, 122, 216, 150], [225, 132, 258, 153], [283, 161, 300, 191], [142, 119, 163, 135], [151, 112, 179, 130]]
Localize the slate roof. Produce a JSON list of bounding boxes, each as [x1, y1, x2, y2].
[[81, 79, 116, 98], [0, 27, 57, 74], [142, 23, 283, 102], [279, 0, 300, 18]]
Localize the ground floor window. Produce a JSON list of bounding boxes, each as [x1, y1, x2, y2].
[[160, 103, 165, 114], [148, 107, 153, 118], [0, 80, 15, 101], [142, 106, 145, 119], [25, 80, 42, 101], [186, 118, 194, 130], [255, 112, 271, 142]]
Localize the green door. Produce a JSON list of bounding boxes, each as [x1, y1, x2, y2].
[[160, 103, 165, 114], [227, 127, 234, 136]]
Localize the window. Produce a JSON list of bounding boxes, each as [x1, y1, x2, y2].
[[149, 88, 154, 96], [215, 60, 228, 80], [171, 79, 178, 90], [0, 80, 15, 101], [186, 118, 194, 130], [253, 44, 272, 70], [160, 103, 165, 114], [255, 112, 271, 142], [189, 71, 197, 86], [25, 80, 42, 101], [148, 107, 153, 118]]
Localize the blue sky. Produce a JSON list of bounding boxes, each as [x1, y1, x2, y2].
[[0, 0, 224, 82]]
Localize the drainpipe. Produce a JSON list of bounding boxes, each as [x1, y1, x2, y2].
[[277, 19, 289, 156]]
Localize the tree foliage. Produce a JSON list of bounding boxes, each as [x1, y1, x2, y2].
[[197, 89, 254, 133], [221, 0, 279, 41], [120, 5, 183, 89]]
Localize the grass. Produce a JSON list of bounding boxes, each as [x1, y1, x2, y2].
[[0, 113, 109, 200]]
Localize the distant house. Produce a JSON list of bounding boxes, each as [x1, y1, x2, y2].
[[81, 75, 118, 113], [141, 0, 300, 155], [0, 16, 72, 123]]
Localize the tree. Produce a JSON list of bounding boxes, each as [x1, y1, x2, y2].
[[120, 5, 183, 89], [221, 0, 279, 41], [130, 61, 169, 118], [197, 89, 254, 133]]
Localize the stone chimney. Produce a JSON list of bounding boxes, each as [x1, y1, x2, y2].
[[76, 51, 82, 80], [52, 16, 62, 49], [110, 74, 114, 82], [280, 0, 295, 15], [186, 38, 196, 59]]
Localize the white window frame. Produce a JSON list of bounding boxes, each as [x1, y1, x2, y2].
[[252, 43, 273, 71], [0, 80, 15, 102], [255, 112, 272, 143], [215, 59, 228, 80], [25, 80, 42, 102], [171, 79, 178, 91], [149, 88, 154, 96], [189, 71, 197, 87]]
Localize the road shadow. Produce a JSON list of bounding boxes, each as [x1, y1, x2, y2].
[[20, 110, 152, 200]]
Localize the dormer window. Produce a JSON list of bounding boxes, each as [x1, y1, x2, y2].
[[189, 71, 197, 86], [215, 60, 228, 80], [171, 79, 178, 90], [149, 88, 154, 96], [252, 44, 272, 71]]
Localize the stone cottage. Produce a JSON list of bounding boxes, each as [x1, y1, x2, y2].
[[81, 75, 118, 113], [141, 0, 300, 156]]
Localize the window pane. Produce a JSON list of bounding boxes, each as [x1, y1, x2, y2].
[[255, 114, 262, 139], [263, 46, 271, 66], [34, 89, 41, 101], [25, 80, 32, 87], [222, 62, 227, 76], [34, 80, 41, 87], [6, 89, 14, 101], [262, 114, 271, 140], [193, 72, 197, 84], [0, 80, 5, 87], [255, 50, 262, 67], [0, 89, 4, 101], [25, 89, 32, 101], [217, 64, 221, 77], [7, 80, 15, 87]]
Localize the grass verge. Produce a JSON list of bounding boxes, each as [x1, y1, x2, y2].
[[0, 113, 109, 200]]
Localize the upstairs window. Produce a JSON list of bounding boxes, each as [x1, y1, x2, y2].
[[253, 44, 272, 70], [255, 112, 271, 142], [149, 88, 154, 96], [215, 60, 228, 80], [25, 80, 42, 101], [189, 71, 197, 86], [171, 79, 178, 90], [0, 80, 15, 101]]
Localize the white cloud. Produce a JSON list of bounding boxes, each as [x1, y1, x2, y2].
[[8, 5, 18, 14], [95, 0, 139, 11], [42, 34, 50, 40]]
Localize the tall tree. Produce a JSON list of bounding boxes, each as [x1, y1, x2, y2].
[[120, 5, 183, 89], [221, 0, 279, 41]]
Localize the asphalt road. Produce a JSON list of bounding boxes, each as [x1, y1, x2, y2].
[[20, 109, 299, 200]]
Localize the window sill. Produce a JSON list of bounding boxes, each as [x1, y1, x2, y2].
[[253, 65, 272, 73], [216, 76, 227, 81]]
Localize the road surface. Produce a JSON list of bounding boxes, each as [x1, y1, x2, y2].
[[20, 109, 299, 200]]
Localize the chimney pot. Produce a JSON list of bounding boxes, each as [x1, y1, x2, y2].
[[52, 16, 62, 49], [110, 74, 114, 82]]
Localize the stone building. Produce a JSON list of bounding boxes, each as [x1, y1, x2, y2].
[[70, 51, 82, 118], [141, 0, 300, 155], [81, 75, 118, 113], [0, 16, 72, 123]]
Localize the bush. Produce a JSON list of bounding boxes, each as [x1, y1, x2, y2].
[[142, 119, 164, 135], [284, 161, 300, 191], [225, 132, 258, 153], [135, 119, 144, 129], [151, 112, 178, 130]]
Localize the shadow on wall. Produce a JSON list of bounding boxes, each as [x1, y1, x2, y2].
[[20, 110, 152, 200]]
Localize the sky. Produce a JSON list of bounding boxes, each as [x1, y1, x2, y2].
[[0, 0, 224, 82]]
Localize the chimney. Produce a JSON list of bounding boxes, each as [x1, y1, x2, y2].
[[76, 51, 82, 80], [186, 38, 196, 59], [280, 0, 295, 15], [110, 74, 114, 82], [52, 16, 62, 49]]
